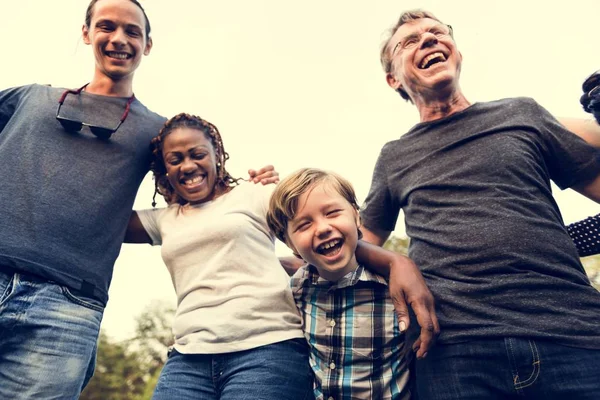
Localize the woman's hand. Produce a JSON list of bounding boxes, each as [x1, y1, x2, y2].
[[248, 165, 280, 185]]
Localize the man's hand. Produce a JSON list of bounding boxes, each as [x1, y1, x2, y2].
[[355, 238, 440, 359], [581, 70, 600, 124], [388, 254, 439, 359], [248, 165, 280, 185]]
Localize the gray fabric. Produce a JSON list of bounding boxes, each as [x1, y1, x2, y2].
[[361, 97, 600, 349], [0, 84, 166, 304]]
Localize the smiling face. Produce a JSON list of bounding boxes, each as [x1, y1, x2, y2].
[[286, 183, 361, 282], [385, 17, 461, 103], [161, 127, 219, 206], [82, 0, 152, 83]]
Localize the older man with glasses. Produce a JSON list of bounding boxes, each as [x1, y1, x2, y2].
[[360, 9, 600, 400]]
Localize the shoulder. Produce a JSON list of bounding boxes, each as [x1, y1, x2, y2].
[[481, 97, 540, 112], [132, 98, 167, 122], [137, 204, 178, 223]]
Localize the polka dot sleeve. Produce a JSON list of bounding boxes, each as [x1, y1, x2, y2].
[[566, 214, 600, 257]]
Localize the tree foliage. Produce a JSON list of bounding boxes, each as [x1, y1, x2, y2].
[[80, 301, 175, 400]]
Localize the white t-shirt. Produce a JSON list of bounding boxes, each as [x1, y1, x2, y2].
[[137, 182, 303, 354]]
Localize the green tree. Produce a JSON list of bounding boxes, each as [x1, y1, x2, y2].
[[80, 332, 147, 400], [80, 301, 175, 400]]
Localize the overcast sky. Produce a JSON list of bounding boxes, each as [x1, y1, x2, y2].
[[1, 0, 599, 340]]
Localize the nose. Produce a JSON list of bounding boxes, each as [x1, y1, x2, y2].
[[314, 217, 332, 238], [420, 32, 438, 49], [110, 27, 127, 47], [180, 157, 197, 174]]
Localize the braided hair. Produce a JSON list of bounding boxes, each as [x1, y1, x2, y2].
[[150, 113, 240, 206]]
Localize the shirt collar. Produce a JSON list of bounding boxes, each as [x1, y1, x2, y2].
[[302, 264, 388, 291]]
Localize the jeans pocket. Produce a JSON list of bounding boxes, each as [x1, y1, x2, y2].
[[61, 286, 105, 312], [0, 271, 16, 306]]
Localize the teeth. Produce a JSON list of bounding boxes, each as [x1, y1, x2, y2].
[[420, 52, 446, 69], [107, 52, 129, 59], [319, 239, 340, 250], [184, 176, 203, 185]]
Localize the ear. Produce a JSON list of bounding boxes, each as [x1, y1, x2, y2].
[[143, 37, 153, 56], [354, 210, 362, 230], [285, 237, 304, 261], [82, 24, 91, 45], [386, 72, 403, 92]]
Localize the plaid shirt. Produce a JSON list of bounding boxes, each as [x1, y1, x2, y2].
[[291, 264, 411, 400]]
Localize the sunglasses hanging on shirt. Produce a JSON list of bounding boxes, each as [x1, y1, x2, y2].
[[56, 83, 135, 140]]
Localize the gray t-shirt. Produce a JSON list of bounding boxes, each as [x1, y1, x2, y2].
[[361, 97, 600, 349], [0, 84, 166, 304]]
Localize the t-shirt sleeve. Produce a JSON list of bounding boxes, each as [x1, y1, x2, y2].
[[533, 101, 600, 189], [360, 144, 401, 232], [0, 85, 29, 134], [566, 214, 600, 257], [135, 208, 166, 246]]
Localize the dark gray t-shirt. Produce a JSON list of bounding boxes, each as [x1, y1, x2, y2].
[[361, 97, 600, 349], [0, 84, 166, 304]]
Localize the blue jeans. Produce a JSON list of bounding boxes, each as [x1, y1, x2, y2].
[[0, 269, 103, 399], [416, 337, 600, 399], [153, 338, 314, 400]]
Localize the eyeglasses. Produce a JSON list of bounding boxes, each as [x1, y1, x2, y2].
[[56, 83, 135, 140], [392, 24, 454, 56]]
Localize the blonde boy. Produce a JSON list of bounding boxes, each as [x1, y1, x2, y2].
[[267, 168, 412, 400]]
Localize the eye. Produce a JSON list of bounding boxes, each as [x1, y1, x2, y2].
[[96, 22, 114, 32], [403, 38, 418, 49], [127, 29, 142, 37], [294, 221, 311, 232], [326, 209, 342, 217], [166, 156, 181, 166], [192, 152, 207, 160]]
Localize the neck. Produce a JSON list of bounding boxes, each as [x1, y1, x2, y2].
[[414, 88, 471, 123], [85, 73, 134, 97]]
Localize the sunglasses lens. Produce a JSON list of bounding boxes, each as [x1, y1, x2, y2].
[[90, 127, 114, 140], [57, 118, 83, 132]]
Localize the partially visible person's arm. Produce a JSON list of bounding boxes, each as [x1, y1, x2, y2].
[[355, 232, 439, 360], [279, 256, 306, 276], [360, 225, 391, 247], [124, 211, 152, 244], [566, 214, 600, 257], [558, 118, 600, 148]]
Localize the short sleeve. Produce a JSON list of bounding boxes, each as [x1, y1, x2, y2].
[[360, 144, 401, 232], [566, 214, 600, 257], [0, 85, 29, 134], [534, 102, 600, 189], [135, 208, 167, 246]]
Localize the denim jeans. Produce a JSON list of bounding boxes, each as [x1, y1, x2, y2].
[[152, 338, 314, 400], [0, 269, 104, 399], [416, 337, 600, 400]]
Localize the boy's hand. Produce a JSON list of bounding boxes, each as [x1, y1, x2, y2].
[[388, 255, 440, 359], [248, 165, 280, 184]]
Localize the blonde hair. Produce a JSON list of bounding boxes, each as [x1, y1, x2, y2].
[[267, 168, 360, 244]]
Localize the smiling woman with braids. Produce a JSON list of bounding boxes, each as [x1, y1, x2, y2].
[[123, 113, 313, 400]]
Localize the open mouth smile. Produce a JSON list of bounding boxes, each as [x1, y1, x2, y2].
[[105, 51, 132, 60], [419, 52, 447, 69], [180, 175, 206, 189], [316, 238, 343, 257]]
